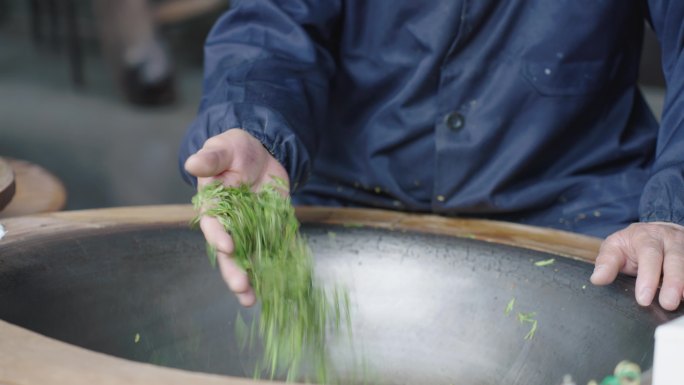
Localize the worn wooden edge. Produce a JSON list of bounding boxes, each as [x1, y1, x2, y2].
[[0, 157, 15, 212], [0, 205, 602, 262], [0, 204, 195, 245], [294, 207, 602, 263], [0, 319, 273, 385], [0, 205, 603, 385]]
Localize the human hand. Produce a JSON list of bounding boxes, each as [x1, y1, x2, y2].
[[590, 222, 684, 310], [184, 129, 290, 307]]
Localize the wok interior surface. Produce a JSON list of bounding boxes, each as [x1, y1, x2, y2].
[[1, 223, 679, 384]]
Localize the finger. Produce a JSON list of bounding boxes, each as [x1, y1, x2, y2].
[[196, 176, 212, 188], [185, 147, 234, 178], [634, 236, 664, 307], [659, 241, 684, 311], [199, 216, 234, 254], [591, 236, 627, 285], [236, 291, 257, 307], [217, 251, 256, 307]]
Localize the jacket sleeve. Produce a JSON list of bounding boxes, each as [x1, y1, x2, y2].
[[639, 1, 684, 225], [178, 0, 340, 190]]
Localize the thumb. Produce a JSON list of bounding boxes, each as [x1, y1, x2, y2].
[[185, 148, 234, 178]]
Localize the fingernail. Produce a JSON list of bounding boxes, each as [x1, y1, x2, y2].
[[637, 287, 655, 306], [660, 288, 681, 310], [237, 292, 256, 307], [591, 264, 604, 279]]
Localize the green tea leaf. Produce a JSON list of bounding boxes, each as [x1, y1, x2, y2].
[[534, 258, 555, 267], [505, 297, 515, 316], [516, 311, 538, 340], [192, 181, 351, 382], [206, 242, 217, 268], [524, 319, 538, 340], [517, 311, 537, 324], [235, 312, 249, 351]]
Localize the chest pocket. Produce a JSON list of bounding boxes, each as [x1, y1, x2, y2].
[[521, 56, 623, 97]]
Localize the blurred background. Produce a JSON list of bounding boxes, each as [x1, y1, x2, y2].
[[0, 0, 228, 212], [0, 1, 668, 213]]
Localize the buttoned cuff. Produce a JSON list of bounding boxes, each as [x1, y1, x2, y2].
[[639, 166, 684, 225], [178, 102, 311, 191]]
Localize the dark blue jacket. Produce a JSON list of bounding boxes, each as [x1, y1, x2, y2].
[[180, 0, 684, 237]]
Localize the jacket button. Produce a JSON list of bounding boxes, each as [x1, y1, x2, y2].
[[444, 112, 465, 132]]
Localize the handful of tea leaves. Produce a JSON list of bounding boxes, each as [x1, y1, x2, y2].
[[192, 180, 350, 382]]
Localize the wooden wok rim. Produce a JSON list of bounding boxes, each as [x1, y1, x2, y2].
[[0, 157, 15, 212], [0, 205, 601, 385]]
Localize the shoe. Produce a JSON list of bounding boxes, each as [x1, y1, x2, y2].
[[122, 65, 176, 107]]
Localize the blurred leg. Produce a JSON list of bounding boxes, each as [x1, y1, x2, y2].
[[94, 0, 175, 106], [28, 0, 44, 45], [64, 0, 84, 87], [46, 0, 60, 52]]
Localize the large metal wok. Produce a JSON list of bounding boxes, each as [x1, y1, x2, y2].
[[1, 206, 681, 384]]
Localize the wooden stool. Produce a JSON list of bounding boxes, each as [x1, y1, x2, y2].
[[0, 157, 67, 218], [0, 158, 16, 212]]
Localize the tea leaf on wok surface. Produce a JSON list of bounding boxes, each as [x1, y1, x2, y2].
[[517, 311, 538, 340], [534, 258, 555, 267], [504, 297, 515, 316], [192, 181, 351, 383]]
